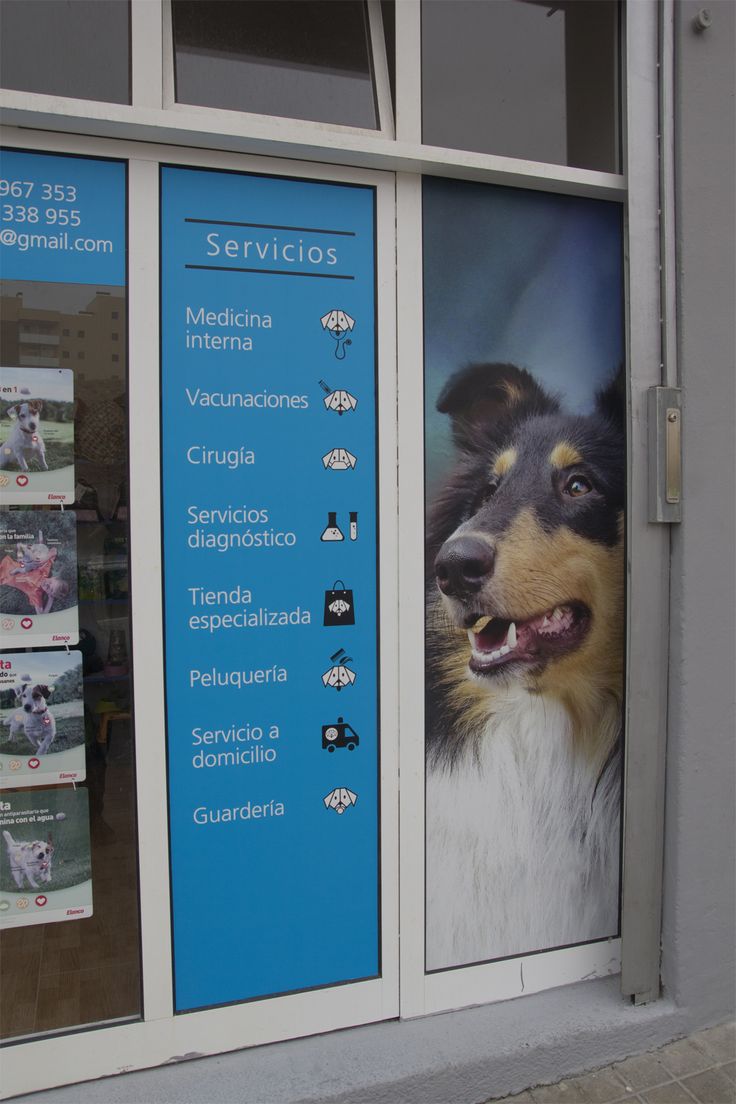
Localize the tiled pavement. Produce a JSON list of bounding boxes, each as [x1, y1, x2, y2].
[[490, 1022, 735, 1104]]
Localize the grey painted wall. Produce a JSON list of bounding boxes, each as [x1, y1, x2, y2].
[[662, 0, 736, 1022]]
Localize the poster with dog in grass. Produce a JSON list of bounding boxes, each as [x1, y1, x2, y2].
[[0, 787, 92, 929], [423, 179, 625, 972], [0, 650, 85, 787], [0, 509, 79, 647], [0, 366, 75, 505]]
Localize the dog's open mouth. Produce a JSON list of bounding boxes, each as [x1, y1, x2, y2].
[[465, 602, 590, 675]]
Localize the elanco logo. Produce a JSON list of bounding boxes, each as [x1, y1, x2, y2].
[[52, 634, 71, 642], [66, 908, 85, 915], [47, 493, 65, 501]]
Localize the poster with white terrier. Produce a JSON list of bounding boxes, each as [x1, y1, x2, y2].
[[0, 788, 92, 929], [0, 650, 85, 787], [0, 366, 74, 505]]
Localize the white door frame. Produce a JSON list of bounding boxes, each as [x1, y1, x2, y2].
[[0, 0, 669, 1091], [0, 130, 399, 1099]]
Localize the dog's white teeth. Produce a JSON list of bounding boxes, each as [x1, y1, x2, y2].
[[507, 622, 517, 648], [542, 615, 550, 627], [552, 607, 563, 621], [499, 645, 510, 656], [489, 649, 501, 661]]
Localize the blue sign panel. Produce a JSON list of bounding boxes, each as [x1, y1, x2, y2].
[[0, 149, 125, 285], [160, 166, 379, 1012]]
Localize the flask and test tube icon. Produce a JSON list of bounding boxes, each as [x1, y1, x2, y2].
[[320, 512, 358, 542]]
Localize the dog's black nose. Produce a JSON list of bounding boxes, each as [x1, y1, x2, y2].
[[23, 704, 32, 712], [435, 536, 495, 597]]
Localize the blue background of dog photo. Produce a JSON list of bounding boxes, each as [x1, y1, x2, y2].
[[423, 179, 624, 496], [0, 150, 125, 286], [161, 166, 379, 1012]]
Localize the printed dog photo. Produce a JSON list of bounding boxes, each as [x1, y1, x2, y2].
[[0, 650, 84, 779], [2, 831, 54, 889], [0, 367, 74, 474], [0, 510, 77, 616], [423, 179, 625, 971], [0, 787, 93, 928]]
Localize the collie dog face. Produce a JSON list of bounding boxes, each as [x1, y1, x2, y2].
[[427, 363, 625, 763]]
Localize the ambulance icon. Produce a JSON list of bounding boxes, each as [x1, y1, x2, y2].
[[322, 718, 360, 752]]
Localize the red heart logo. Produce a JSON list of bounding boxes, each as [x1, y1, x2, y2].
[[16, 475, 29, 487], [20, 618, 33, 629], [35, 895, 47, 907], [28, 758, 40, 769]]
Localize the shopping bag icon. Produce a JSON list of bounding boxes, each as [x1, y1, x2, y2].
[[323, 580, 355, 626]]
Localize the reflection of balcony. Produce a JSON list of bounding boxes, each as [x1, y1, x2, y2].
[[18, 353, 60, 367], [18, 332, 60, 345]]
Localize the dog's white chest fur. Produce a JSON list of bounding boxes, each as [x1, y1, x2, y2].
[[426, 690, 620, 970]]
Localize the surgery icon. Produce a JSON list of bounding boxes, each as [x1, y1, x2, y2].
[[324, 787, 358, 814], [323, 447, 357, 471], [322, 648, 356, 691], [321, 310, 355, 360], [319, 379, 358, 415]]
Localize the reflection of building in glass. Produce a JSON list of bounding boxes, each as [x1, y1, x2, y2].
[[0, 290, 125, 403]]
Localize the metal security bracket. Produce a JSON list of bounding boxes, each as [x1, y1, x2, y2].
[[648, 386, 682, 522]]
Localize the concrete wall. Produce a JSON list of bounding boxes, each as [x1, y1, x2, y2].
[[662, 0, 736, 1022]]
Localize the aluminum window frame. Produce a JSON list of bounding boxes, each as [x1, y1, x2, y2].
[[0, 130, 400, 1099], [396, 0, 666, 1018], [0, 0, 668, 1092], [161, 0, 395, 139]]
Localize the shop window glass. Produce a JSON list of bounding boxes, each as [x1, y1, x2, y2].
[[0, 278, 141, 1039], [0, 0, 130, 104], [0, 151, 140, 1041], [381, 0, 396, 119], [172, 0, 379, 128], [422, 0, 620, 172]]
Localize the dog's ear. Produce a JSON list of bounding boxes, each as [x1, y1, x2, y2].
[[7, 403, 21, 419], [31, 401, 43, 415], [33, 685, 50, 699], [595, 365, 625, 430], [437, 363, 558, 449]]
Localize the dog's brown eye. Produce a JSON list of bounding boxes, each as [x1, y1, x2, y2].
[[564, 475, 593, 497]]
